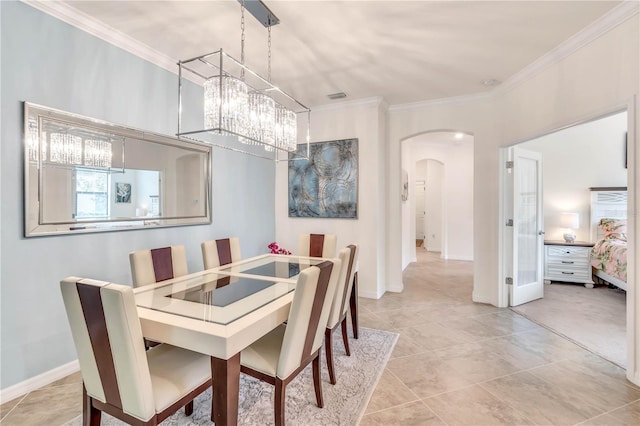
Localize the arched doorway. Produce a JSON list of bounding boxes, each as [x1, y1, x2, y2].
[[400, 131, 474, 271]]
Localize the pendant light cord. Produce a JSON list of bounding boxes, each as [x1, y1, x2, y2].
[[240, 0, 246, 79], [268, 25, 272, 82]]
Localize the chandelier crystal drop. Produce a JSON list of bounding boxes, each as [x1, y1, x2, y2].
[[50, 133, 82, 165], [27, 119, 47, 162], [274, 104, 297, 151], [247, 91, 275, 149], [84, 139, 113, 168], [204, 75, 249, 136]]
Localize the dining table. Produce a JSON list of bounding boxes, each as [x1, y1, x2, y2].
[[134, 253, 355, 426]]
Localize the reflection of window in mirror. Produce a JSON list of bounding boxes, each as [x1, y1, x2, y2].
[[150, 195, 160, 216], [74, 170, 110, 219]]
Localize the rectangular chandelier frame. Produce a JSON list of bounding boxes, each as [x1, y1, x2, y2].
[[176, 49, 310, 162]]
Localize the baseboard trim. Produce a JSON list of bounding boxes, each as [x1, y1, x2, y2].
[[0, 360, 79, 404], [360, 289, 384, 299], [447, 255, 474, 261], [472, 292, 494, 305], [385, 283, 404, 293]]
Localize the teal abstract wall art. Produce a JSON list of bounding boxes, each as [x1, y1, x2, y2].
[[288, 138, 358, 218]]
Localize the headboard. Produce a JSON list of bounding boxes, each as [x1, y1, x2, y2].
[[590, 187, 627, 242]]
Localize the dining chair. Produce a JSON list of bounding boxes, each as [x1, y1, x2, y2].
[[60, 277, 212, 426], [240, 260, 340, 426], [129, 245, 189, 348], [325, 244, 359, 385], [129, 245, 188, 287], [298, 233, 337, 258], [201, 237, 242, 269]]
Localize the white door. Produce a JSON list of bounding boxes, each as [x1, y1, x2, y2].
[[415, 181, 425, 241], [508, 147, 544, 306]]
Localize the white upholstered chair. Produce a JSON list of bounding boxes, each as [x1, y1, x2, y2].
[[325, 244, 359, 385], [129, 245, 188, 287], [201, 237, 242, 269], [298, 233, 337, 258], [60, 277, 211, 426], [240, 260, 340, 426]]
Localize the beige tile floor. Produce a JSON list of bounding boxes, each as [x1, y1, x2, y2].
[[2, 251, 640, 425]]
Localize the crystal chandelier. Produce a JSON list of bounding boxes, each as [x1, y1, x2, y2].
[[49, 133, 82, 165], [44, 134, 114, 168], [84, 139, 113, 168], [28, 117, 114, 169], [247, 91, 275, 148], [27, 118, 47, 162], [204, 75, 248, 136], [177, 0, 310, 161]]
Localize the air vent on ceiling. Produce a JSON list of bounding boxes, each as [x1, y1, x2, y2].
[[327, 92, 347, 100], [481, 78, 500, 87]]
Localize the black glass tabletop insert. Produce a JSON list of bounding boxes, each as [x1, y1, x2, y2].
[[240, 260, 315, 279], [168, 276, 282, 307]]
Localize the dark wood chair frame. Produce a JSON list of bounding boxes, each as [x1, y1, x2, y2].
[[325, 245, 359, 385], [239, 261, 333, 426], [83, 380, 211, 426], [240, 350, 323, 426]]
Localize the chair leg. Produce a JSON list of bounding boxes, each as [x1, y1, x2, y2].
[[274, 378, 286, 426], [83, 385, 101, 426], [325, 328, 337, 385], [341, 318, 351, 356], [312, 354, 324, 408], [185, 400, 194, 416], [349, 272, 359, 339]]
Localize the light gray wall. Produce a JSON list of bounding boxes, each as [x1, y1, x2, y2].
[[520, 111, 628, 242], [0, 2, 275, 389]]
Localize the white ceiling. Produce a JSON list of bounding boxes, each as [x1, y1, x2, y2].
[[60, 0, 621, 107]]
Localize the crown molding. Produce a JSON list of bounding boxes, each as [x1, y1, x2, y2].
[[388, 91, 490, 112], [497, 0, 640, 94], [21, 0, 181, 78], [311, 96, 386, 112], [388, 1, 639, 113], [22, 0, 639, 111]]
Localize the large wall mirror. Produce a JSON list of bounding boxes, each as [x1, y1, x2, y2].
[[24, 102, 212, 237]]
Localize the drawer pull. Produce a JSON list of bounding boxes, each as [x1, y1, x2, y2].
[[562, 272, 574, 275], [561, 261, 574, 264]]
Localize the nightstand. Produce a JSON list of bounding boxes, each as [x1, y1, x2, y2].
[[544, 240, 595, 288]]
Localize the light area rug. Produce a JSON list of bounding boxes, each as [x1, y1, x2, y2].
[[66, 327, 398, 426], [511, 282, 626, 368]]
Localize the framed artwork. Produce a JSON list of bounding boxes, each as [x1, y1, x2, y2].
[[288, 138, 358, 218], [115, 182, 131, 203]]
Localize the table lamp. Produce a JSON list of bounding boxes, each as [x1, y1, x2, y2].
[[560, 212, 579, 243]]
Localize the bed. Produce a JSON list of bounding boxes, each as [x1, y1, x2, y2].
[[590, 187, 628, 291]]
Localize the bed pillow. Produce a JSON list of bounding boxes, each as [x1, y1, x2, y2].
[[598, 218, 627, 242]]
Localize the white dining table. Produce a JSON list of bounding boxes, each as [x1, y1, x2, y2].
[[134, 254, 328, 426]]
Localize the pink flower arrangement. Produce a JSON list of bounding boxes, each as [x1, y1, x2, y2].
[[268, 242, 291, 255]]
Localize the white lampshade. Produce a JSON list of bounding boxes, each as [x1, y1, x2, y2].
[[560, 212, 579, 229]]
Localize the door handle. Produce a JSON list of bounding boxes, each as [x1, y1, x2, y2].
[[538, 231, 545, 235]]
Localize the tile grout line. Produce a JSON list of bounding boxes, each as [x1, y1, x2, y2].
[[573, 399, 640, 425], [0, 392, 30, 422], [509, 307, 627, 370], [475, 380, 538, 424], [417, 398, 450, 426]]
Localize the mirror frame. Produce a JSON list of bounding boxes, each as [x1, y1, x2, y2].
[[24, 102, 212, 237]]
